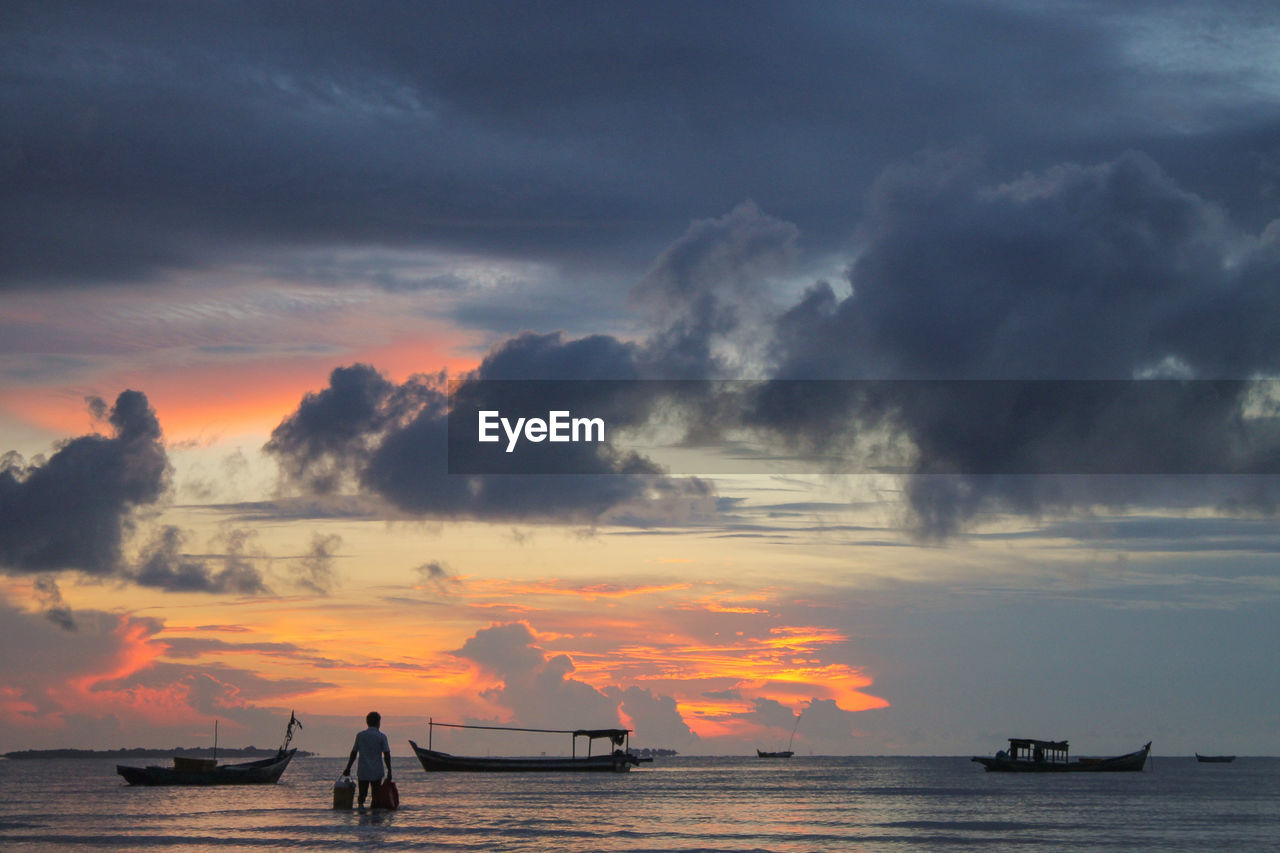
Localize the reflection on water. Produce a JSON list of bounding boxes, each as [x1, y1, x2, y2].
[[0, 755, 1276, 851]]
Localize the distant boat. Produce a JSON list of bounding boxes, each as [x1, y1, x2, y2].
[[117, 713, 301, 786], [972, 738, 1150, 772], [757, 712, 800, 758], [410, 719, 642, 773], [1195, 753, 1236, 763]]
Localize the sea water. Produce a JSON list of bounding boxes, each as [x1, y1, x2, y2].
[[0, 755, 1276, 851]]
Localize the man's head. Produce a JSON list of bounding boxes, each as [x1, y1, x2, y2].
[[366, 711, 381, 728]]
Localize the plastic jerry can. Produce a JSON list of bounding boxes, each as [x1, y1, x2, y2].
[[333, 776, 356, 809]]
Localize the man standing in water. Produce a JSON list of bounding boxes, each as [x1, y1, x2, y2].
[[343, 711, 392, 808]]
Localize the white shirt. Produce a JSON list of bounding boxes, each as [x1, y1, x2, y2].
[[353, 727, 390, 780]]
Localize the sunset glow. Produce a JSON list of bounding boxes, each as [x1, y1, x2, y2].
[[5, 2, 1280, 763]]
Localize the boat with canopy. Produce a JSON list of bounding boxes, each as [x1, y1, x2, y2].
[[972, 738, 1150, 772], [409, 719, 642, 772]]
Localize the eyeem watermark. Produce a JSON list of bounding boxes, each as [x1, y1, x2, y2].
[[478, 410, 606, 453], [450, 379, 1280, 475]]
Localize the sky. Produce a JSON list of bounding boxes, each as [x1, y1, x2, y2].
[[2, 0, 1279, 758]]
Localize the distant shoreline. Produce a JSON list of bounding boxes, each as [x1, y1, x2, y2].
[[2, 747, 315, 760]]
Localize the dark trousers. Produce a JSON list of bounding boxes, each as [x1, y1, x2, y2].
[[357, 778, 382, 805]]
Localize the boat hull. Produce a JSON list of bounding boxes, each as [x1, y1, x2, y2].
[[972, 742, 1150, 773], [409, 740, 636, 772], [117, 749, 296, 786], [756, 750, 794, 758], [1195, 754, 1236, 763]]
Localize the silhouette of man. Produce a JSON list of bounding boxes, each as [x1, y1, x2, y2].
[[343, 711, 392, 807]]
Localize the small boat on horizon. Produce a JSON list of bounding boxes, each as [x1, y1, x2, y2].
[[117, 713, 302, 786], [1195, 753, 1236, 763], [972, 738, 1150, 772], [756, 712, 800, 758], [409, 719, 643, 772]]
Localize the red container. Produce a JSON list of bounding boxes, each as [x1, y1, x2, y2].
[[371, 779, 399, 810]]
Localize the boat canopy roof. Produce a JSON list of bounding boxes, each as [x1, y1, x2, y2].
[[428, 720, 630, 743], [1009, 738, 1068, 750], [573, 729, 629, 745], [573, 728, 628, 738]]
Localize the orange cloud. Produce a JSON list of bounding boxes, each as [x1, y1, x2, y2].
[[68, 616, 169, 693], [380, 576, 891, 731], [0, 569, 888, 752], [1, 297, 481, 444]]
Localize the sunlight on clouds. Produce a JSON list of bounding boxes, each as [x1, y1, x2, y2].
[[0, 283, 481, 446], [52, 565, 893, 749]]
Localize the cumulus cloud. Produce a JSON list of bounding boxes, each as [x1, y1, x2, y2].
[[257, 150, 1280, 539], [634, 201, 800, 378], [0, 391, 168, 576], [739, 696, 800, 730], [265, 364, 416, 496], [612, 685, 700, 751], [755, 152, 1280, 537], [453, 622, 618, 728], [265, 352, 716, 525], [452, 622, 704, 748], [794, 698, 864, 745], [453, 622, 550, 682], [774, 150, 1256, 380]]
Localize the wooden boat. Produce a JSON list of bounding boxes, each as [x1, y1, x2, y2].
[[117, 750, 297, 786], [757, 713, 799, 758], [410, 719, 641, 772], [1195, 753, 1236, 763], [972, 738, 1150, 772], [117, 713, 301, 786]]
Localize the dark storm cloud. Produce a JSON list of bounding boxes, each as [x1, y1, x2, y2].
[[14, 3, 1279, 538], [264, 363, 412, 495], [634, 202, 800, 378], [757, 151, 1280, 536], [265, 355, 713, 525], [261, 146, 1280, 535], [773, 150, 1249, 380], [0, 393, 276, 591], [7, 1, 1265, 292], [0, 390, 168, 575]]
